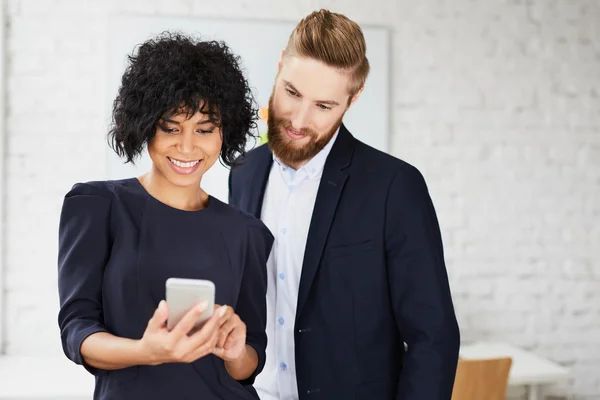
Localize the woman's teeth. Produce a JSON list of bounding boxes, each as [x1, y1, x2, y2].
[[169, 158, 200, 168]]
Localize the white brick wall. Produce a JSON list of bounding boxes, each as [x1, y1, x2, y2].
[[3, 0, 599, 398]]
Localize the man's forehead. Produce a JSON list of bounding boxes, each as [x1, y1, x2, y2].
[[279, 56, 349, 99]]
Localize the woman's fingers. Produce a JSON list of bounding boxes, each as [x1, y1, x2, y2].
[[169, 301, 208, 342], [147, 300, 168, 331], [184, 304, 228, 349], [216, 320, 236, 349], [224, 325, 245, 350]]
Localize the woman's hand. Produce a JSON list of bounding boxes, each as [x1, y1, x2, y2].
[[139, 300, 229, 365], [212, 305, 247, 362]]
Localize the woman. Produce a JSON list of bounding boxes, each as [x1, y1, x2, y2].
[[57, 32, 273, 400]]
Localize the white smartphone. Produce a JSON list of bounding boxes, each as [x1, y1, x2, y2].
[[165, 278, 215, 332]]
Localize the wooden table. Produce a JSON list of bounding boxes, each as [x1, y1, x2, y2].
[[460, 342, 571, 400]]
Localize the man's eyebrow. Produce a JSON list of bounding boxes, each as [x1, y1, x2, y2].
[[283, 80, 340, 106], [283, 80, 301, 95], [316, 99, 340, 106]]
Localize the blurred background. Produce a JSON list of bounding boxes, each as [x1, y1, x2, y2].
[[0, 0, 598, 399]]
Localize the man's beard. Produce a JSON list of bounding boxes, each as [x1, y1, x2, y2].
[[267, 94, 343, 167]]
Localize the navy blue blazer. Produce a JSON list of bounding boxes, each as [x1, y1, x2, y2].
[[57, 178, 273, 400], [229, 124, 460, 399]]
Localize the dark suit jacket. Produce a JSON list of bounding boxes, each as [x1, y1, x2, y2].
[[228, 124, 460, 400]]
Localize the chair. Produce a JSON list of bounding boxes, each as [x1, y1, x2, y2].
[[451, 357, 512, 400]]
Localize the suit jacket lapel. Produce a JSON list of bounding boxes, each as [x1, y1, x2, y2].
[[245, 145, 273, 219], [296, 124, 355, 319]]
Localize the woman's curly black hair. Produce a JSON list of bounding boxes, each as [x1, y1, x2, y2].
[[109, 31, 258, 167]]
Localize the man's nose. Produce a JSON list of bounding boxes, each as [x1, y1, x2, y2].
[[289, 106, 310, 131]]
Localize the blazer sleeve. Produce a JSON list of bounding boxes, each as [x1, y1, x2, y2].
[[384, 166, 460, 400], [57, 182, 112, 375], [234, 218, 274, 385]]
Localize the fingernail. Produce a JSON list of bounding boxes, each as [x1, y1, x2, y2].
[[159, 300, 165, 309], [219, 306, 227, 317], [196, 301, 208, 311]]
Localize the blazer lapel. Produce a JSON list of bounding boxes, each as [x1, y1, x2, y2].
[[296, 124, 355, 319], [245, 145, 273, 219]]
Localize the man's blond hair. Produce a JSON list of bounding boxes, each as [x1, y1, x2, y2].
[[284, 9, 370, 99]]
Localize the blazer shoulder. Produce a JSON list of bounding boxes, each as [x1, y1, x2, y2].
[[352, 140, 425, 182], [233, 144, 270, 169]]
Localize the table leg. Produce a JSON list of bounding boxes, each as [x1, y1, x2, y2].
[[528, 384, 540, 400]]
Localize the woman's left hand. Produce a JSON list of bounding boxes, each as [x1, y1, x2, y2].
[[212, 305, 247, 361]]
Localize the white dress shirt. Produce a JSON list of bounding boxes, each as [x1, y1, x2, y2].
[[254, 131, 339, 400]]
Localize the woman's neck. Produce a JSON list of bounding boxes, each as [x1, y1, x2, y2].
[[138, 168, 208, 211]]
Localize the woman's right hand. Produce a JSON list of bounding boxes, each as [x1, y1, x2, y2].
[[139, 300, 228, 365]]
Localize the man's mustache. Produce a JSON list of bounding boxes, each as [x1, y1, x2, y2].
[[277, 120, 317, 138]]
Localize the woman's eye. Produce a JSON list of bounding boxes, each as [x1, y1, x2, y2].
[[198, 129, 214, 135]]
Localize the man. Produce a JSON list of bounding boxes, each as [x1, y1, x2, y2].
[[229, 9, 460, 400]]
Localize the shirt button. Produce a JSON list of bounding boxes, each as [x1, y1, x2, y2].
[[278, 317, 285, 325], [280, 362, 287, 371], [279, 272, 285, 280]]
